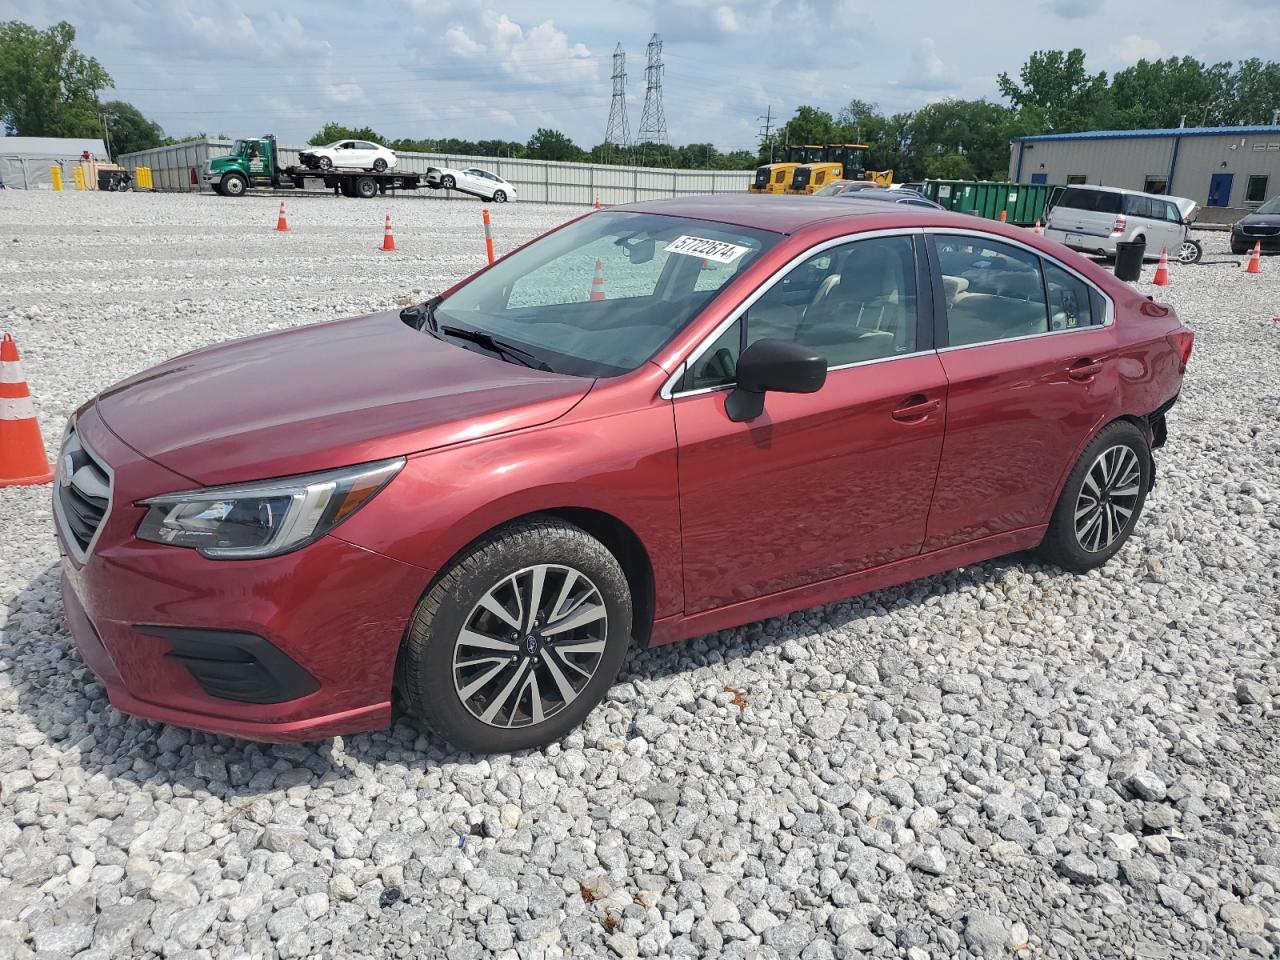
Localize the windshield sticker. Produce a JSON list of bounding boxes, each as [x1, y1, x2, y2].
[[663, 235, 751, 264]]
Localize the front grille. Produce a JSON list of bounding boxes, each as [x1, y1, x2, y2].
[[753, 167, 770, 189], [55, 426, 112, 558], [791, 168, 812, 190], [1242, 225, 1280, 237]]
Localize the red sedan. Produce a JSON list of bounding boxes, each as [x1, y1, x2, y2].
[[55, 196, 1193, 752]]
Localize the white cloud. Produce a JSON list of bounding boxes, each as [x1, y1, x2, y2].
[[917, 38, 945, 79], [1112, 34, 1163, 64], [1044, 0, 1103, 18], [326, 83, 365, 104]]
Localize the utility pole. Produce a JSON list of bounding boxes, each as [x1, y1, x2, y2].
[[757, 106, 775, 162], [603, 43, 631, 164], [636, 34, 669, 165]]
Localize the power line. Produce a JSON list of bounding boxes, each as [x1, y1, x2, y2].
[[603, 43, 631, 161], [757, 105, 775, 163], [635, 33, 669, 164]]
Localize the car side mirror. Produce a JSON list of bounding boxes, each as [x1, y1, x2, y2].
[[725, 338, 827, 422]]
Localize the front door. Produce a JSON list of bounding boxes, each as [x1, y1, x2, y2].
[[674, 234, 948, 612], [1208, 173, 1233, 207], [925, 234, 1117, 550]]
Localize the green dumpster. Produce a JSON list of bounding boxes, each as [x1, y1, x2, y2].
[[922, 180, 1057, 226]]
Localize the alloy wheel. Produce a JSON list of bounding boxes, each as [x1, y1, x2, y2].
[[452, 564, 608, 728], [1177, 240, 1200, 264], [1073, 444, 1142, 553]]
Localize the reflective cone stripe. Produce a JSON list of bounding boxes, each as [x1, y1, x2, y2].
[[275, 200, 289, 232], [0, 333, 54, 486], [1152, 248, 1170, 286], [482, 208, 495, 264], [590, 259, 606, 301], [380, 214, 396, 252], [1246, 241, 1261, 274]]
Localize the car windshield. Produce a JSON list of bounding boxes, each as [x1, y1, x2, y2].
[[1256, 197, 1280, 215], [434, 211, 778, 377]]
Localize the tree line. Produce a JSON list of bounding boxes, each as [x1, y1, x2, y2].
[[4, 19, 1280, 179]]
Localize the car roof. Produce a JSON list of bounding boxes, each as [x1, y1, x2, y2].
[[610, 194, 960, 233]]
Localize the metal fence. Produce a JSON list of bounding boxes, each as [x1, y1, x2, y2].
[[118, 139, 752, 204]]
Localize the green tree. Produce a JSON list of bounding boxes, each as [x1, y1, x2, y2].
[[308, 122, 386, 145], [925, 154, 974, 180], [525, 127, 584, 161], [1229, 59, 1280, 125], [769, 105, 839, 162], [1111, 57, 1233, 128], [0, 20, 112, 137], [102, 100, 163, 155], [998, 49, 1113, 132], [906, 99, 1015, 180]]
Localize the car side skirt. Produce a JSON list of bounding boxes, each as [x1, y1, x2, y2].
[[648, 524, 1047, 647]]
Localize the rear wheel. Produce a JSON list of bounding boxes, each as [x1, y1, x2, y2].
[[372, 158, 388, 173], [220, 173, 247, 197], [492, 190, 507, 203], [397, 517, 633, 753], [355, 177, 377, 199], [1038, 420, 1151, 573]]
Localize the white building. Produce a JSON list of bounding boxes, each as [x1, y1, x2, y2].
[[0, 137, 109, 189]]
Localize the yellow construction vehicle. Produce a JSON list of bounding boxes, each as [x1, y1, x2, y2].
[[787, 144, 870, 194], [749, 145, 823, 194], [866, 168, 894, 187]]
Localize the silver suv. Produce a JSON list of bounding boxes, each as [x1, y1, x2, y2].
[[1045, 185, 1201, 263]]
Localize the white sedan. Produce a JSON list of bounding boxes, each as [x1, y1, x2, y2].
[[434, 166, 518, 202], [299, 140, 398, 173]]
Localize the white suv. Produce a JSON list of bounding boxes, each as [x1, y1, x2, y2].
[[1045, 185, 1200, 263]]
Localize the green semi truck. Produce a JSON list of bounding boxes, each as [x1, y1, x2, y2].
[[203, 135, 431, 198]]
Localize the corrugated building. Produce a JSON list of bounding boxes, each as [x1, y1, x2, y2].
[[0, 137, 109, 189], [1008, 126, 1280, 215]]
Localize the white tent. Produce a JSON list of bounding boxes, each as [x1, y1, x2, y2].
[[0, 137, 109, 189]]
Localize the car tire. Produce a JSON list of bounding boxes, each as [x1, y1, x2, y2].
[[355, 177, 377, 199], [373, 158, 388, 173], [493, 190, 507, 203], [442, 175, 456, 190], [1038, 420, 1151, 574], [1176, 238, 1202, 264], [318, 156, 333, 171], [1231, 242, 1249, 256], [397, 517, 633, 753], [220, 173, 247, 197]]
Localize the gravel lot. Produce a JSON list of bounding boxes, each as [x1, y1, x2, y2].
[[1, 190, 1277, 960]]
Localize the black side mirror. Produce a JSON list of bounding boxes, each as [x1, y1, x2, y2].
[[725, 338, 827, 422]]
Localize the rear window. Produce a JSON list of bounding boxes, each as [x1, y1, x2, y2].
[[1059, 188, 1122, 214]]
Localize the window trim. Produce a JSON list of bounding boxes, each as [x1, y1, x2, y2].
[[662, 227, 927, 399], [662, 226, 1116, 398], [1246, 174, 1270, 205]]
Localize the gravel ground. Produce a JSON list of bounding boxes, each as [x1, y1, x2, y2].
[[1, 191, 1278, 960]]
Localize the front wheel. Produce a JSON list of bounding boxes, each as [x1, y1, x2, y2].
[[492, 190, 507, 203], [397, 518, 633, 753], [1176, 238, 1202, 264], [220, 173, 247, 197], [1038, 421, 1151, 573], [317, 156, 333, 171]]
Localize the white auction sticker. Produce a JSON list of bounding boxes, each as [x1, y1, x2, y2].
[[663, 235, 750, 264]]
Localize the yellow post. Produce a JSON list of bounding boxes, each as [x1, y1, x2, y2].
[[50, 166, 63, 192], [72, 167, 86, 191], [139, 167, 153, 190]]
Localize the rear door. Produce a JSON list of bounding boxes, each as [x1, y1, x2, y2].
[[674, 232, 948, 611], [924, 233, 1117, 550]]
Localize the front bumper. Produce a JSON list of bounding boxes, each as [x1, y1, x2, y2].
[[55, 405, 429, 742], [1232, 230, 1280, 252]]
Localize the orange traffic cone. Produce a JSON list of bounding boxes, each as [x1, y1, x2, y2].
[[275, 200, 289, 232], [0, 333, 54, 487], [1246, 241, 1262, 274], [1152, 248, 1170, 286], [1033, 219, 1043, 235], [380, 214, 396, 252], [999, 210, 1008, 223], [589, 259, 606, 301], [594, 196, 601, 210]]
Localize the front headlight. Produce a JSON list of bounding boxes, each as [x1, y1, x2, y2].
[[137, 458, 403, 559]]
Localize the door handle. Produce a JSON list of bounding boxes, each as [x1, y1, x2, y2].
[[891, 395, 942, 422], [1068, 358, 1104, 381]]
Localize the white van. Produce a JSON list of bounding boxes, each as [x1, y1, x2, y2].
[[1044, 185, 1201, 263]]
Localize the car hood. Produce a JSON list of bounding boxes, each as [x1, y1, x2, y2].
[[95, 310, 593, 486], [1238, 213, 1280, 227]]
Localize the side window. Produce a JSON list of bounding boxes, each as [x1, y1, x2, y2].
[[1043, 261, 1095, 330], [688, 319, 742, 389], [935, 236, 1048, 347], [1163, 202, 1182, 223]]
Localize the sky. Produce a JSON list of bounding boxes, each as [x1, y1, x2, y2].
[[8, 0, 1280, 150]]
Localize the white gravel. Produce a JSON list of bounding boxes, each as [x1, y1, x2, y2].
[[1, 191, 1278, 960]]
